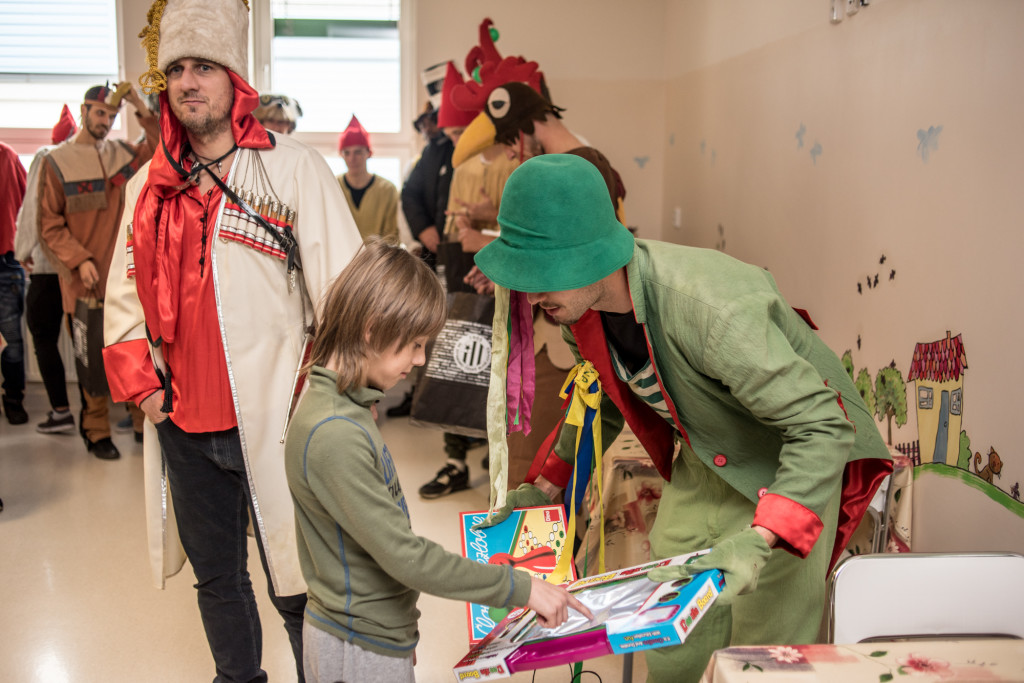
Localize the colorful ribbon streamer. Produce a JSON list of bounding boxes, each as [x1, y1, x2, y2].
[[558, 361, 606, 577]]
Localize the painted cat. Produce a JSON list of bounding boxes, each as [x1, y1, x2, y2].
[[973, 447, 1003, 484]]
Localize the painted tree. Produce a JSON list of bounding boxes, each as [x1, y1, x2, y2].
[[841, 350, 855, 380], [855, 368, 876, 417], [874, 361, 908, 445], [957, 430, 972, 470]]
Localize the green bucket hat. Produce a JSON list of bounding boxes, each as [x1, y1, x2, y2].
[[475, 154, 634, 293]]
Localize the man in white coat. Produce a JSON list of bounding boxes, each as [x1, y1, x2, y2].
[[102, 1, 362, 680]]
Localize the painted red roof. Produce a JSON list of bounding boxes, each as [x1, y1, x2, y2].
[[908, 332, 968, 382]]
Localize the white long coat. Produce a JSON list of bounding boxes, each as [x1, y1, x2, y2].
[[105, 135, 363, 595]]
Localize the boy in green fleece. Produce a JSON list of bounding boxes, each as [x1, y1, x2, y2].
[[285, 238, 590, 683]]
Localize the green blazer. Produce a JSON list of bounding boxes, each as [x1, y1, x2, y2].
[[537, 240, 891, 562]]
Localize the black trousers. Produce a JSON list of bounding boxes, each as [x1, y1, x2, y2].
[[25, 273, 69, 410]]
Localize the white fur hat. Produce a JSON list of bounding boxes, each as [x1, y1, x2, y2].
[[139, 0, 249, 93]]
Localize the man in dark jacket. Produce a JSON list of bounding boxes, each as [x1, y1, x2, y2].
[[400, 108, 452, 271]]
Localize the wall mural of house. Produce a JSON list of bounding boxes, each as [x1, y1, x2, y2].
[[907, 332, 967, 466], [884, 330, 1024, 555]]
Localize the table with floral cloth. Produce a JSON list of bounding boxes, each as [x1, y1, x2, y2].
[[701, 639, 1024, 682]]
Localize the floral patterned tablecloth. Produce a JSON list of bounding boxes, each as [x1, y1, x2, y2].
[[702, 639, 1024, 682]]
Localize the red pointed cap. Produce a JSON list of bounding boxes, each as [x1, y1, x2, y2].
[[437, 61, 478, 128], [52, 104, 78, 144], [338, 114, 371, 152]]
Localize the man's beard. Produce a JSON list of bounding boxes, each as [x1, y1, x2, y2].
[[529, 137, 545, 158], [173, 91, 231, 141], [85, 120, 109, 141], [179, 109, 231, 140]]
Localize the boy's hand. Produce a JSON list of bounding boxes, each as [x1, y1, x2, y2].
[[526, 577, 593, 628]]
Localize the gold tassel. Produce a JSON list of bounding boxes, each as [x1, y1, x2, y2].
[[138, 0, 169, 94]]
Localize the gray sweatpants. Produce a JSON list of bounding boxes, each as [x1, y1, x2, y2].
[[303, 621, 415, 683]]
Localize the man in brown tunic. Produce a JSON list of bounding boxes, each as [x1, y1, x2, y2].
[[38, 83, 158, 459]]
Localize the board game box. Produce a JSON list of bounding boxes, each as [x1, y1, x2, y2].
[[459, 505, 577, 645], [452, 551, 724, 681]]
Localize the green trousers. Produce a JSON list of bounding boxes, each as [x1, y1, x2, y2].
[[644, 445, 841, 683]]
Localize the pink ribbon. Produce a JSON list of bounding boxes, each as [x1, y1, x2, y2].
[[506, 290, 536, 434]]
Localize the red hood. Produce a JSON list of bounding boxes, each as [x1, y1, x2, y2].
[[130, 69, 275, 347], [149, 69, 273, 197]]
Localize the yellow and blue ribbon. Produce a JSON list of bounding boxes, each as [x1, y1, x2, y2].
[[559, 361, 606, 576]]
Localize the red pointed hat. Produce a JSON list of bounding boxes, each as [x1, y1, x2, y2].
[[437, 62, 478, 128], [338, 114, 371, 152], [51, 104, 78, 144]]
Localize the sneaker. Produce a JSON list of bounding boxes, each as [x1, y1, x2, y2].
[[86, 436, 120, 460], [2, 396, 28, 425], [418, 463, 469, 499], [114, 414, 134, 432], [37, 410, 75, 434]]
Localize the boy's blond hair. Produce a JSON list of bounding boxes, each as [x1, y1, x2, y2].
[[309, 238, 447, 392]]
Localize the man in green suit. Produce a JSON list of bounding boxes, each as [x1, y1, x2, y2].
[[475, 154, 892, 682]]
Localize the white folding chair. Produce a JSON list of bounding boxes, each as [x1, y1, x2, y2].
[[827, 552, 1024, 643]]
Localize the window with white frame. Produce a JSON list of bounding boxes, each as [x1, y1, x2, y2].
[[0, 0, 120, 131], [269, 0, 401, 133], [252, 0, 410, 188]]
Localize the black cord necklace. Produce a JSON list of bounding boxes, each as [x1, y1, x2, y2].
[[187, 144, 237, 183]]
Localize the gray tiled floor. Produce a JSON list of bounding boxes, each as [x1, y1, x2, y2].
[[0, 381, 641, 682]]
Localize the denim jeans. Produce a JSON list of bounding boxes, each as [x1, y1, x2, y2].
[[156, 418, 306, 683], [0, 255, 26, 402]]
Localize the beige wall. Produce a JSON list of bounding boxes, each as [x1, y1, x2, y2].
[[413, 0, 669, 238], [662, 0, 1024, 547]]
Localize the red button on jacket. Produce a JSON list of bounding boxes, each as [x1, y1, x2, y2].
[[713, 454, 727, 467]]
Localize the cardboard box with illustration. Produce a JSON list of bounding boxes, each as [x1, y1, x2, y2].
[[452, 549, 723, 681], [459, 505, 577, 645]]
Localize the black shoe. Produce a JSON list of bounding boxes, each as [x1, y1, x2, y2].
[[134, 431, 144, 443], [386, 391, 413, 418], [37, 410, 75, 433], [2, 396, 28, 425], [87, 437, 121, 460], [418, 463, 469, 499]]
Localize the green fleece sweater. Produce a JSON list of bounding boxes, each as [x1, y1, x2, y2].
[[285, 367, 531, 657]]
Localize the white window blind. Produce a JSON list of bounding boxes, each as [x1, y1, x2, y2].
[[0, 0, 119, 129], [0, 0, 118, 75]]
